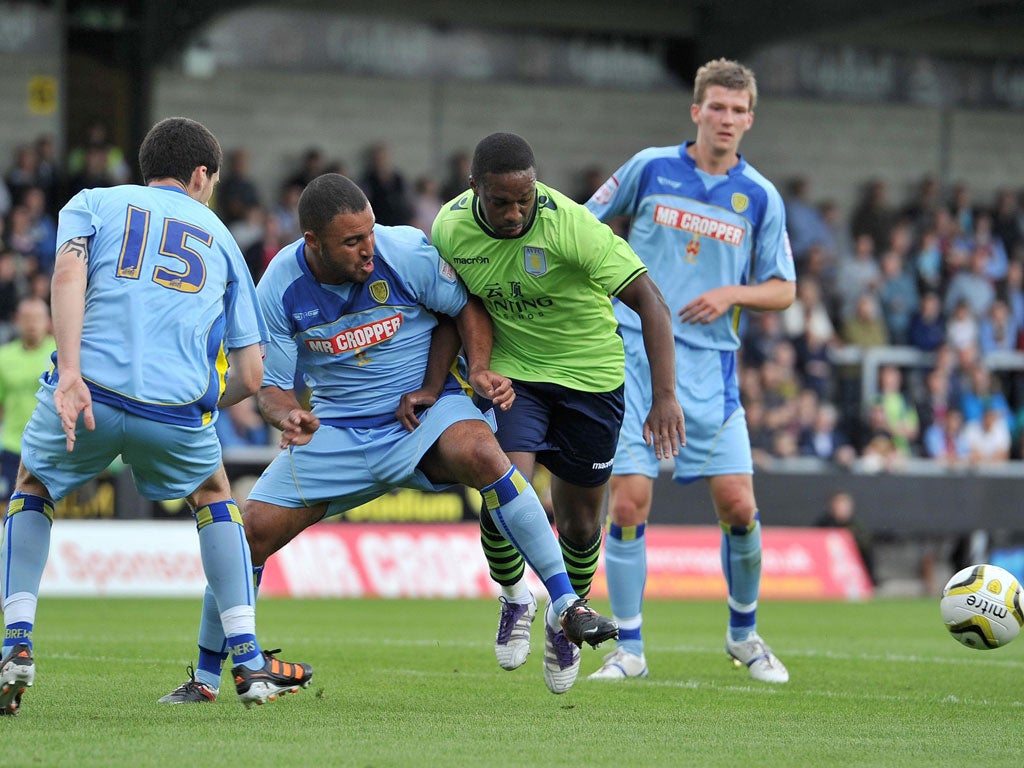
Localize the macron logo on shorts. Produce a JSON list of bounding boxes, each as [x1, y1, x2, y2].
[[305, 313, 403, 354], [653, 205, 744, 245]]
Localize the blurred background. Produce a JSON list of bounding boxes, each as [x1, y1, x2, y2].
[[3, 0, 1024, 598]]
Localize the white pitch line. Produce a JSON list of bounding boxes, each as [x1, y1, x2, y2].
[[378, 667, 1024, 707], [333, 637, 1024, 669]]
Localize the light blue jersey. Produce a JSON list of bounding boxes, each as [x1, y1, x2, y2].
[[54, 184, 266, 426], [587, 143, 794, 481], [250, 224, 488, 514], [586, 142, 795, 350], [257, 225, 468, 422]]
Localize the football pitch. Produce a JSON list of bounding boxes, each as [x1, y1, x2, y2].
[[3, 596, 1022, 767]]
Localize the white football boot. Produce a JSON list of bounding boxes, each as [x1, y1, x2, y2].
[[725, 632, 789, 683], [587, 646, 649, 680], [494, 593, 537, 671]]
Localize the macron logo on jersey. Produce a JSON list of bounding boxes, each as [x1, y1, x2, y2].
[[305, 313, 403, 354], [654, 205, 744, 245]]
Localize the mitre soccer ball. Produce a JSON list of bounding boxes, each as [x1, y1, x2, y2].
[[940, 564, 1024, 649]]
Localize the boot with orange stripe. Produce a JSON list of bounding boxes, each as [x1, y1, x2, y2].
[[232, 649, 313, 708], [0, 644, 35, 716]]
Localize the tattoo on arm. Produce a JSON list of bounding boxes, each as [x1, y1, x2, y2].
[[60, 236, 89, 265]]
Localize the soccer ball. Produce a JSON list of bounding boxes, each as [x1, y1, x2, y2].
[[940, 564, 1024, 650]]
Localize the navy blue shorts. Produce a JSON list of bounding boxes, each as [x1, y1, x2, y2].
[[1, 449, 19, 502], [477, 379, 624, 488]]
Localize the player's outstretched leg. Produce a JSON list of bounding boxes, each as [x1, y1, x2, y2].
[[479, 467, 617, 692], [480, 506, 535, 670], [480, 466, 584, 673]]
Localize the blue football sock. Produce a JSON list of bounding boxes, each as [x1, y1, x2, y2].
[[194, 586, 228, 688], [605, 522, 647, 655], [722, 515, 762, 642], [482, 466, 576, 615], [222, 606, 262, 670], [194, 566, 265, 684], [194, 501, 262, 669], [2, 493, 54, 657]]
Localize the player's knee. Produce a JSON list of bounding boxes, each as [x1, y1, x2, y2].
[[554, 504, 604, 543], [13, 470, 48, 499], [717, 502, 757, 529], [465, 441, 514, 490], [557, 518, 602, 546], [712, 480, 755, 527], [608, 479, 651, 527], [241, 506, 276, 565], [609, 494, 647, 527]]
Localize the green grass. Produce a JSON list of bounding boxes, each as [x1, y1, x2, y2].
[[3, 597, 1024, 767]]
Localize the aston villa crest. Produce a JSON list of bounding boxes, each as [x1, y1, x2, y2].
[[524, 246, 547, 276], [369, 280, 390, 303]]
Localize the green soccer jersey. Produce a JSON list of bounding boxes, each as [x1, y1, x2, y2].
[[432, 182, 646, 392], [0, 335, 56, 454]]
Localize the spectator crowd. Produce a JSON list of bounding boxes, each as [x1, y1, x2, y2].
[[2, 128, 1023, 467]]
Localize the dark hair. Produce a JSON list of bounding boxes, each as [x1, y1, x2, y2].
[[138, 117, 222, 185], [470, 132, 535, 182], [298, 173, 370, 237]]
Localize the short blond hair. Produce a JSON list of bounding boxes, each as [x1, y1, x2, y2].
[[693, 58, 758, 111]]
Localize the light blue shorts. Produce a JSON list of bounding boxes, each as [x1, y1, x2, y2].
[[614, 336, 752, 484], [20, 379, 223, 502], [248, 392, 491, 518]]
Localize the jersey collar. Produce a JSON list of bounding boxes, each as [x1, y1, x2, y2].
[[151, 184, 189, 196], [680, 141, 747, 176], [471, 192, 539, 241]]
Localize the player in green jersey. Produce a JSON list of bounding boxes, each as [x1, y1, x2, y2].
[[431, 132, 685, 693], [0, 298, 56, 503]]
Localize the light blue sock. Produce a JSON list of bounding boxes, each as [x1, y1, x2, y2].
[[605, 522, 646, 656], [2, 493, 54, 656], [482, 466, 576, 615], [722, 515, 762, 642], [194, 501, 263, 671]]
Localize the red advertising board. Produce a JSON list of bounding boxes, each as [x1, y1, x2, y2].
[[258, 523, 873, 601], [38, 521, 872, 600]]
